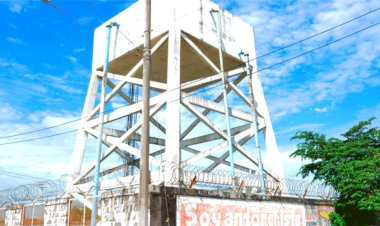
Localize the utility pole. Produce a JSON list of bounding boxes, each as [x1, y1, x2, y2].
[[139, 0, 151, 225]]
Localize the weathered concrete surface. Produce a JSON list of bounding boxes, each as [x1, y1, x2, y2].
[[97, 186, 335, 225], [100, 189, 167, 226], [0, 208, 5, 226], [2, 186, 334, 225], [164, 186, 334, 226], [44, 199, 69, 226], [5, 205, 23, 226]]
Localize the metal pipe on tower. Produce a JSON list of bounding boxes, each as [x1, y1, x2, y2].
[[91, 21, 119, 226]]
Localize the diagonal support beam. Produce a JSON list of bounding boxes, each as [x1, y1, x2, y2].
[[107, 137, 160, 166], [106, 80, 134, 103], [181, 129, 251, 167], [229, 82, 250, 106], [181, 98, 228, 140], [107, 73, 168, 91], [181, 98, 279, 179], [71, 193, 94, 211], [181, 32, 220, 73], [181, 124, 252, 147], [183, 93, 253, 122], [204, 132, 253, 173], [105, 80, 166, 134], [72, 101, 165, 185], [103, 128, 165, 146], [234, 144, 279, 180], [181, 67, 245, 92], [86, 92, 169, 128], [87, 33, 168, 120], [85, 127, 134, 162], [182, 146, 253, 173], [180, 73, 246, 140]]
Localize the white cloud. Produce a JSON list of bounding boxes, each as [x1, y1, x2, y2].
[[263, 144, 313, 180], [217, 0, 379, 122], [66, 56, 78, 63], [0, 109, 81, 190], [357, 104, 380, 126], [9, 4, 22, 13], [0, 57, 29, 74], [0, 104, 23, 122], [6, 37, 25, 45], [276, 123, 325, 136], [1, 0, 36, 14], [314, 107, 329, 113], [73, 47, 86, 53]]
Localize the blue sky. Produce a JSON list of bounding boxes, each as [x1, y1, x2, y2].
[[0, 0, 379, 189]]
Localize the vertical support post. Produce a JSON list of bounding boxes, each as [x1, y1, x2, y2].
[[91, 21, 119, 226], [165, 0, 181, 179], [244, 53, 266, 194], [31, 204, 35, 226], [212, 9, 235, 179], [67, 199, 71, 226], [139, 0, 151, 225], [83, 203, 86, 226]]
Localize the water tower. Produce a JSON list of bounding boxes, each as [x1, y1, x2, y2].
[[68, 0, 283, 194]]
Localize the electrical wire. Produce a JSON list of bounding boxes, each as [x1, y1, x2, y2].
[[0, 170, 46, 181], [0, 129, 77, 146], [253, 6, 380, 61], [42, 0, 92, 29], [0, 20, 379, 147], [0, 119, 81, 139], [4, 6, 380, 141], [42, 0, 142, 54], [0, 172, 40, 182], [0, 173, 42, 182]]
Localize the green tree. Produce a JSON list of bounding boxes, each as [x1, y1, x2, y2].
[[290, 118, 380, 225]]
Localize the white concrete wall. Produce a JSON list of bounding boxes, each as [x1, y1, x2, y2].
[[44, 199, 68, 226], [177, 196, 333, 226], [92, 0, 256, 71], [4, 206, 22, 226]]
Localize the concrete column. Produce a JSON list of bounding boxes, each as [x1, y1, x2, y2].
[[5, 205, 23, 226], [165, 0, 181, 167], [70, 73, 100, 176], [101, 190, 138, 225], [44, 199, 69, 226]]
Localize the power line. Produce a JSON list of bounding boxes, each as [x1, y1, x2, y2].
[[4, 6, 379, 140], [0, 170, 47, 182], [254, 6, 380, 61], [0, 173, 43, 182], [1, 20, 379, 147], [83, 0, 143, 56], [42, 0, 92, 29], [0, 118, 81, 139], [0, 129, 77, 146], [251, 20, 380, 74], [42, 0, 142, 55], [0, 172, 40, 182]]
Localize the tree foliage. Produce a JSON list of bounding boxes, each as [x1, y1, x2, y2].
[[290, 118, 380, 225], [329, 212, 346, 226]]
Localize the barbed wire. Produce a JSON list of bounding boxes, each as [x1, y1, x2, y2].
[[0, 162, 338, 208]]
